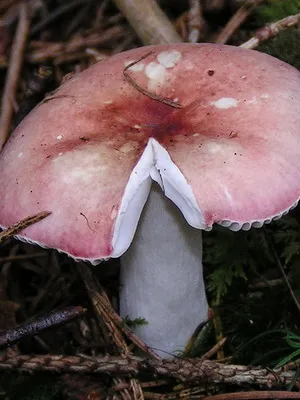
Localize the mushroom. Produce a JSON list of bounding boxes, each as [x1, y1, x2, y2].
[[0, 44, 300, 357]]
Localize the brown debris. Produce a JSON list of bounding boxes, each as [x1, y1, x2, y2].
[[1, 353, 300, 390], [0, 3, 30, 149], [215, 0, 264, 44], [112, 0, 182, 45], [1, 1, 300, 399], [187, 0, 207, 43], [240, 13, 300, 49], [0, 211, 51, 245], [123, 51, 183, 109], [0, 306, 87, 349]]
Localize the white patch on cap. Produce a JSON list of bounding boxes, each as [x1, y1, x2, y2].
[[56, 135, 63, 140], [247, 97, 258, 105], [206, 142, 223, 154], [125, 60, 145, 72], [246, 94, 270, 105], [145, 62, 167, 91], [52, 147, 108, 183], [67, 165, 107, 181], [211, 98, 239, 109], [119, 142, 138, 154], [103, 100, 113, 104], [18, 152, 23, 158], [220, 184, 233, 203], [157, 50, 181, 68]]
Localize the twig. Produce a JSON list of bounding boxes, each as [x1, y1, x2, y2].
[[1, 354, 300, 388], [202, 392, 300, 400], [283, 359, 300, 372], [203, 0, 225, 12], [77, 264, 129, 353], [0, 0, 19, 12], [30, 0, 88, 36], [201, 338, 227, 360], [249, 277, 284, 289], [211, 307, 225, 361], [0, 3, 30, 150], [77, 264, 160, 360], [0, 306, 87, 349], [77, 265, 145, 398], [112, 0, 182, 45], [187, 0, 206, 43], [140, 380, 169, 388], [240, 13, 300, 50], [215, 0, 264, 44], [263, 228, 300, 315], [0, 211, 51, 244], [27, 26, 124, 63], [130, 378, 145, 400], [123, 51, 182, 109]]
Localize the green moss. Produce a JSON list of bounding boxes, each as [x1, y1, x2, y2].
[[121, 316, 148, 328], [248, 0, 300, 69], [258, 29, 300, 70], [253, 0, 300, 25], [203, 211, 300, 366]]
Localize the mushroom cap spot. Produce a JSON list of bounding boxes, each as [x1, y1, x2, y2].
[[125, 60, 145, 72], [0, 43, 300, 262], [144, 62, 167, 90], [157, 50, 182, 68], [52, 148, 108, 183], [211, 98, 239, 109]]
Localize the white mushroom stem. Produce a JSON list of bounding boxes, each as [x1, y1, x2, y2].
[[120, 184, 208, 358]]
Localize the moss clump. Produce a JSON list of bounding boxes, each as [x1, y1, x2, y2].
[[253, 0, 300, 25], [258, 29, 300, 70]]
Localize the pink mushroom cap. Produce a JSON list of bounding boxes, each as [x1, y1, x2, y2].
[[0, 43, 300, 262]]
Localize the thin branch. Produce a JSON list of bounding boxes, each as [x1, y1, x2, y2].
[[77, 264, 161, 360], [30, 0, 88, 37], [202, 392, 300, 400], [201, 337, 227, 360], [187, 0, 207, 43], [0, 354, 300, 389], [0, 3, 30, 149], [240, 13, 300, 50], [0, 211, 51, 244], [27, 26, 123, 63], [0, 307, 86, 349], [77, 264, 129, 354], [123, 51, 182, 109], [215, 0, 264, 44], [112, 0, 182, 45]]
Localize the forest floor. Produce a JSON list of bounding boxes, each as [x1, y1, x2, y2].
[[0, 0, 300, 399]]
